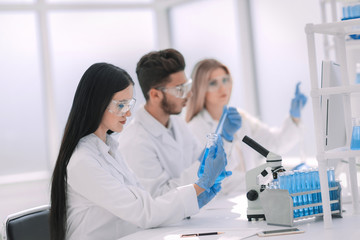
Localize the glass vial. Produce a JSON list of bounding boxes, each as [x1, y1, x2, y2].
[[197, 133, 226, 183]]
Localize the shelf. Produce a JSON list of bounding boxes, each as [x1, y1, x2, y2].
[[346, 39, 360, 49], [310, 84, 360, 97], [306, 15, 360, 228], [306, 18, 360, 35], [322, 148, 360, 159]]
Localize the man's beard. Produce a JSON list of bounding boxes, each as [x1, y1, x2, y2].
[[161, 93, 182, 115]]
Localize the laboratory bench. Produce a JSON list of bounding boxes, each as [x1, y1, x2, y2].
[[119, 191, 360, 240]]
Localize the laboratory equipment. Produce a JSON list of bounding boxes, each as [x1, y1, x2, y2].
[[195, 135, 227, 191], [242, 135, 284, 221], [198, 133, 226, 183], [306, 19, 360, 228], [321, 60, 347, 151], [259, 168, 342, 227], [216, 106, 228, 135], [198, 106, 229, 183], [350, 118, 360, 150]]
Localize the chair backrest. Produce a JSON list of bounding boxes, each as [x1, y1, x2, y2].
[[4, 205, 50, 240]]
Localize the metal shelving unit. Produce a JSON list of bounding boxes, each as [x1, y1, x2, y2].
[[305, 18, 360, 228]]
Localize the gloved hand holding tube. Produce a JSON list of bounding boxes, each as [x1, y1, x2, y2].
[[290, 82, 307, 118], [197, 183, 222, 208], [221, 106, 242, 142], [196, 135, 231, 192]]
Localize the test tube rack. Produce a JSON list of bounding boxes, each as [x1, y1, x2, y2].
[[259, 182, 342, 227]]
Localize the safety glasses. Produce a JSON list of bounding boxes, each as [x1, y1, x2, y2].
[[157, 79, 192, 99], [108, 98, 136, 116], [207, 75, 232, 92]]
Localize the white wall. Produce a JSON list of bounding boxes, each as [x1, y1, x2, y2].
[[0, 0, 337, 226], [251, 0, 322, 158]]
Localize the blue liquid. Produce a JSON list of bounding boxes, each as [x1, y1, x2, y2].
[[350, 126, 360, 150], [300, 172, 309, 216], [198, 148, 226, 184], [315, 171, 323, 213], [356, 73, 360, 84], [310, 171, 319, 214], [305, 171, 314, 215], [294, 171, 304, 217]]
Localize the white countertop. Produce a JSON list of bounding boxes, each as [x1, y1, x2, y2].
[[119, 192, 360, 240]]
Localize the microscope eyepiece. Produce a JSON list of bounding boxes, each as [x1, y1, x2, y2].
[[242, 135, 270, 158]]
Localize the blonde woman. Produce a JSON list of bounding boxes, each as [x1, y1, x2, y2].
[[186, 59, 307, 193]]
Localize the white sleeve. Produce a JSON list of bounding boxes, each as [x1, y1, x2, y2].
[[120, 136, 200, 198], [67, 155, 199, 229]]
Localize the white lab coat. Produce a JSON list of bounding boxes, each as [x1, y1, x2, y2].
[[66, 133, 199, 240], [187, 108, 301, 193], [118, 106, 202, 197]]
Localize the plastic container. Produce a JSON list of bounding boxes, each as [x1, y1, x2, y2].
[[342, 1, 360, 39]]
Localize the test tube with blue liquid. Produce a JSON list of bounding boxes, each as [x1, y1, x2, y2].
[[197, 133, 226, 183], [300, 171, 309, 216], [314, 170, 323, 213], [305, 170, 314, 215], [310, 169, 319, 214], [327, 168, 337, 211], [197, 106, 228, 183], [350, 118, 360, 150], [293, 170, 304, 217]]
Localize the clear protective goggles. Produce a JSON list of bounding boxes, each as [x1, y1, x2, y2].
[[207, 75, 232, 92], [108, 98, 136, 116], [157, 79, 192, 99]]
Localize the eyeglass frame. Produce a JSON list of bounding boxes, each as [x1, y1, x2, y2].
[[108, 97, 136, 116], [155, 79, 193, 99], [207, 74, 232, 92]]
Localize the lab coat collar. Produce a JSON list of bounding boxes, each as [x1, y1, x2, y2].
[[83, 134, 139, 185], [136, 106, 182, 150], [136, 106, 171, 137], [200, 108, 218, 128], [83, 133, 118, 154]]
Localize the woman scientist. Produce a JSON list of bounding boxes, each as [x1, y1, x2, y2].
[[185, 59, 307, 193], [50, 63, 228, 240]]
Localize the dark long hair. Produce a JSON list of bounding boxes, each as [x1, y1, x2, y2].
[[50, 63, 134, 240]]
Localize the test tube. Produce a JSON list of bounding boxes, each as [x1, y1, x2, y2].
[[293, 171, 304, 217], [305, 169, 314, 215], [300, 171, 309, 216], [278, 172, 285, 190], [287, 171, 298, 218], [198, 133, 226, 184], [314, 170, 323, 213], [310, 169, 319, 214], [327, 168, 336, 211]]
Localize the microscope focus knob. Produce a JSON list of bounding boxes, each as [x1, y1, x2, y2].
[[247, 189, 259, 201]]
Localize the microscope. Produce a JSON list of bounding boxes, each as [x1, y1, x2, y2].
[[242, 135, 285, 221]]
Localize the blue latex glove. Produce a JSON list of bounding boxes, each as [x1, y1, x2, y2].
[[221, 106, 242, 142], [290, 82, 307, 118], [197, 183, 222, 209], [195, 136, 228, 192], [197, 148, 205, 162]]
